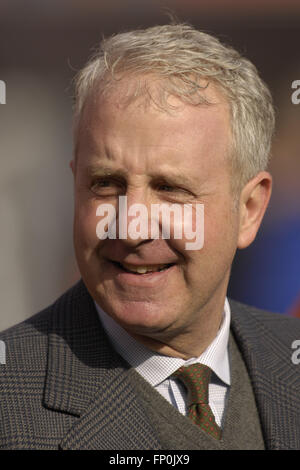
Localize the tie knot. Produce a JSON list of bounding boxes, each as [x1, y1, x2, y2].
[[171, 363, 212, 405]]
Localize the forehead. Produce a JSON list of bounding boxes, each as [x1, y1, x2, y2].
[[75, 76, 232, 179], [78, 74, 230, 130]]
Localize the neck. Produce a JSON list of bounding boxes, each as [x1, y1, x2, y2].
[[127, 305, 224, 360]]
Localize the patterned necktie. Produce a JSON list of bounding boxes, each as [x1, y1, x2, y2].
[[171, 363, 222, 440]]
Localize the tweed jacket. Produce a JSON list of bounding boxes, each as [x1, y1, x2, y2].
[[0, 280, 300, 450]]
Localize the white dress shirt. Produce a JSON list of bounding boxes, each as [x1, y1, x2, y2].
[[95, 299, 231, 427]]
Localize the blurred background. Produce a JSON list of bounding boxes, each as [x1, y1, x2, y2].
[[0, 0, 300, 330]]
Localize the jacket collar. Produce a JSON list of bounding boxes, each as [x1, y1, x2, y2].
[[230, 299, 300, 450]]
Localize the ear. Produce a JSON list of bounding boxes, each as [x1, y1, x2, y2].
[[237, 171, 272, 249]]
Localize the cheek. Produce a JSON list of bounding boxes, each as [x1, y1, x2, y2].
[[74, 200, 100, 251], [168, 204, 220, 254], [204, 206, 239, 263], [179, 204, 239, 269], [163, 204, 205, 253]]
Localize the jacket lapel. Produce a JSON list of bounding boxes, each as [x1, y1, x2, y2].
[[43, 280, 162, 450], [59, 368, 162, 450], [230, 299, 300, 450]]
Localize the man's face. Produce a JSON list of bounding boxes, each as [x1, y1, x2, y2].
[[72, 79, 241, 347]]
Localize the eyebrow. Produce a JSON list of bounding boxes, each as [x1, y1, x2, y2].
[[88, 165, 129, 179], [87, 165, 197, 189], [151, 172, 195, 188]]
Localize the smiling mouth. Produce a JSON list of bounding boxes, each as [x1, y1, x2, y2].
[[112, 261, 175, 274]]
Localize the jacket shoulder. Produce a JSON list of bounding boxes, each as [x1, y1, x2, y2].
[[0, 307, 53, 371], [0, 281, 84, 369], [229, 298, 300, 345], [0, 283, 83, 449]]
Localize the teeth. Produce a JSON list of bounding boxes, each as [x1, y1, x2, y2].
[[121, 262, 170, 274], [136, 267, 148, 274]]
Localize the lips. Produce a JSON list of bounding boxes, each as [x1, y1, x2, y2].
[[115, 261, 174, 274]]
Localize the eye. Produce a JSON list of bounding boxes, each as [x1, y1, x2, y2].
[[90, 178, 124, 196], [158, 184, 175, 192], [94, 180, 112, 188], [155, 183, 194, 204], [157, 183, 188, 195]]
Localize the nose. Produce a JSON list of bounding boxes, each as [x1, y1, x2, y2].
[[116, 191, 155, 248]]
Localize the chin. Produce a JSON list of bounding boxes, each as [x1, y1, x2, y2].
[[99, 295, 174, 332]]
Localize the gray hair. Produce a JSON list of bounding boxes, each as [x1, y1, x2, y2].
[[73, 23, 275, 191]]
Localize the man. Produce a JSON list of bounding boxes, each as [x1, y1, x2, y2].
[[1, 23, 300, 450]]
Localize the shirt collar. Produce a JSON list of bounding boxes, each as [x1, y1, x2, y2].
[[95, 298, 231, 387]]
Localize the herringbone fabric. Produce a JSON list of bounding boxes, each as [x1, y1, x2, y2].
[[172, 364, 221, 439], [0, 279, 300, 449]]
